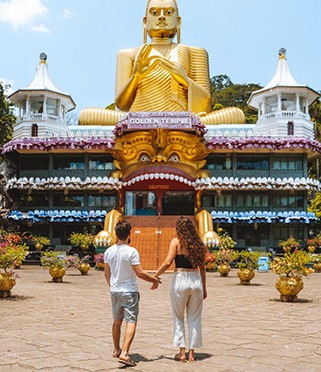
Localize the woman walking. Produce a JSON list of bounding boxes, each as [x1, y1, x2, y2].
[[153, 216, 207, 362]]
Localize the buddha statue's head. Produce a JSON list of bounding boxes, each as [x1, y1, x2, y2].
[[144, 0, 181, 43]]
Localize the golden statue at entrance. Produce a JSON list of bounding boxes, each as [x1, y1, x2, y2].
[[79, 0, 245, 126]]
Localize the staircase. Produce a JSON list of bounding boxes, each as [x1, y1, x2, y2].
[[124, 216, 196, 271]]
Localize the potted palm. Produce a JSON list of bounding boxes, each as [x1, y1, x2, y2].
[[69, 232, 94, 251], [271, 248, 314, 302], [205, 251, 216, 272], [216, 230, 236, 277], [33, 235, 51, 251], [40, 251, 67, 282], [306, 236, 321, 253], [233, 250, 261, 285], [0, 232, 28, 298], [278, 237, 300, 253]]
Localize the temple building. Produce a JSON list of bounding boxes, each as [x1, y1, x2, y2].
[[1, 0, 320, 269]]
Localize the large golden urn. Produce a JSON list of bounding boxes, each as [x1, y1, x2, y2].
[[0, 273, 16, 298], [49, 267, 66, 283], [217, 263, 230, 277], [275, 276, 303, 302], [78, 263, 90, 275], [237, 268, 255, 285]]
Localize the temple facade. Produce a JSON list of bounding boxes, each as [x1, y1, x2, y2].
[[1, 47, 320, 263]]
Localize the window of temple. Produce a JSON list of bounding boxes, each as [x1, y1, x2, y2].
[[266, 96, 278, 113], [202, 192, 232, 208], [272, 192, 304, 209], [88, 192, 118, 209], [53, 155, 85, 170], [20, 154, 49, 170], [236, 192, 269, 208], [281, 94, 295, 111], [20, 191, 49, 207], [272, 155, 303, 171], [31, 123, 38, 137], [236, 155, 269, 170], [53, 191, 84, 207], [206, 154, 232, 170], [88, 155, 114, 170], [287, 121, 294, 135]]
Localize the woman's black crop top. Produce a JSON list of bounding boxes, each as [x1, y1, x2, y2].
[[175, 254, 193, 269]]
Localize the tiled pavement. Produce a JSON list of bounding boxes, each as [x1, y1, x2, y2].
[[1, 266, 321, 371]]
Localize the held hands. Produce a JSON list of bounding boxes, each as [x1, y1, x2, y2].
[[150, 276, 162, 290]]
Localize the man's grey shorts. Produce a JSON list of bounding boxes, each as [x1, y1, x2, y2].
[[111, 292, 140, 323]]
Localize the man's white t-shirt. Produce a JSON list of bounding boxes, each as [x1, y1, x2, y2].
[[104, 243, 140, 292]]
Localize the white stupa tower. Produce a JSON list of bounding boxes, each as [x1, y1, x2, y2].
[[8, 53, 76, 139], [248, 48, 319, 137]]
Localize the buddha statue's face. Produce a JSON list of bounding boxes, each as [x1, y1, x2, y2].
[[145, 0, 180, 39]]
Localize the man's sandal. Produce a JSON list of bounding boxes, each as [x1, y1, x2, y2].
[[118, 356, 137, 367], [112, 349, 121, 358]]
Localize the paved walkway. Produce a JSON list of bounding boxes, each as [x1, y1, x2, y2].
[[1, 266, 321, 371]]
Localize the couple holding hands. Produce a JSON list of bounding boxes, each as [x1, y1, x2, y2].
[[104, 216, 207, 367]]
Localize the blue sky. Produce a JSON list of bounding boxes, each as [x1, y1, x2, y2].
[[1, 0, 321, 117]]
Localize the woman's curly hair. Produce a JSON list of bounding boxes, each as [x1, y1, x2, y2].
[[176, 216, 206, 268]]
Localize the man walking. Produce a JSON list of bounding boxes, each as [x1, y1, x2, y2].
[[104, 220, 160, 367]]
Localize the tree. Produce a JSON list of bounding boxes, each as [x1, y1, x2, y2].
[[210, 75, 263, 123], [309, 95, 321, 140], [0, 82, 15, 150]]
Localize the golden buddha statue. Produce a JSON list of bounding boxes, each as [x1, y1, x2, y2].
[[79, 0, 245, 126]]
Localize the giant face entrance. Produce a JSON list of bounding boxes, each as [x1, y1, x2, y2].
[[162, 191, 195, 216]]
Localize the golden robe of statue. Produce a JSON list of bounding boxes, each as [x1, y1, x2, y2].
[[79, 0, 245, 126]]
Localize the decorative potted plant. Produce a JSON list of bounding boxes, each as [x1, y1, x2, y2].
[[270, 248, 314, 302], [306, 236, 321, 253], [40, 251, 67, 282], [278, 237, 300, 253], [69, 232, 94, 251], [313, 255, 321, 273], [65, 254, 91, 275], [205, 251, 216, 272], [32, 235, 51, 251], [78, 255, 91, 275], [94, 253, 105, 270], [0, 232, 28, 298], [216, 230, 236, 277], [232, 250, 261, 285]]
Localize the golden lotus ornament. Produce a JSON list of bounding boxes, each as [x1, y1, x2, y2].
[[217, 263, 230, 277], [237, 268, 255, 285], [49, 267, 66, 283], [0, 273, 16, 298], [78, 263, 90, 275], [275, 276, 303, 302]]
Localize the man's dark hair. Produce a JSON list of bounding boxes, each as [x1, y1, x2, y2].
[[115, 220, 131, 240]]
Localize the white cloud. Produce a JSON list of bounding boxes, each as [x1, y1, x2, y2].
[[63, 9, 75, 20], [31, 23, 49, 33], [0, 0, 48, 31]]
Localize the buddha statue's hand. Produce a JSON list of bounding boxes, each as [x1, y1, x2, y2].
[[156, 58, 189, 87], [133, 44, 155, 79]]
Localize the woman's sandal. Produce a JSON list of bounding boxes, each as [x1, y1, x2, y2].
[[118, 356, 137, 367], [174, 353, 186, 363]]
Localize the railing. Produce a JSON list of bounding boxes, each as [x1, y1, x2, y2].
[[259, 111, 309, 122], [18, 113, 60, 122]]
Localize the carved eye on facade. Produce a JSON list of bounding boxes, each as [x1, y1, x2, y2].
[[168, 153, 180, 162], [139, 153, 151, 162]]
